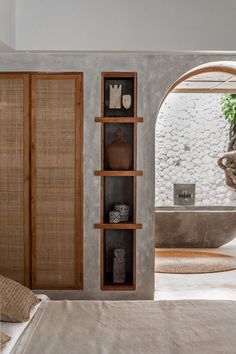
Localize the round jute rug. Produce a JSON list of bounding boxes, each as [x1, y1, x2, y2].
[[155, 249, 236, 274]]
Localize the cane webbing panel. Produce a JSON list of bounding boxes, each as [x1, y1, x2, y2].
[[0, 79, 24, 283], [34, 79, 76, 288]]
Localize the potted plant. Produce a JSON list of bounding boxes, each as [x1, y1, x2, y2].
[[221, 94, 236, 150], [218, 94, 236, 189]]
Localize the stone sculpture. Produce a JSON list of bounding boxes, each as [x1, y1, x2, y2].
[[109, 84, 122, 109], [218, 150, 236, 190], [113, 248, 126, 283]]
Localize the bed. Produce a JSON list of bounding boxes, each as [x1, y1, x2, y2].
[[1, 295, 49, 354], [2, 297, 236, 354]]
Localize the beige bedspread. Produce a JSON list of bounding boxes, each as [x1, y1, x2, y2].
[[12, 300, 236, 354]]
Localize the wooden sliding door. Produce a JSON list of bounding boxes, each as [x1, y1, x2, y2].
[[31, 74, 83, 289], [0, 74, 30, 285]]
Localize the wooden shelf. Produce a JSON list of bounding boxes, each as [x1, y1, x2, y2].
[[94, 170, 143, 176], [102, 272, 134, 291], [94, 223, 142, 230], [95, 117, 143, 123], [102, 284, 135, 291]]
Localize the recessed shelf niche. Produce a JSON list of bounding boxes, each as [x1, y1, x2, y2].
[[94, 72, 143, 290], [104, 176, 133, 223], [103, 230, 134, 288]]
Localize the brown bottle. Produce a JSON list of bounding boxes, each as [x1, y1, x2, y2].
[[106, 128, 132, 170]]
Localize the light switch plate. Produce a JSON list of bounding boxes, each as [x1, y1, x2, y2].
[[174, 183, 195, 205]]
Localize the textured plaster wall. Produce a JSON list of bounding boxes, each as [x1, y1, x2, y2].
[[0, 0, 15, 49], [0, 52, 236, 300], [155, 93, 236, 206]]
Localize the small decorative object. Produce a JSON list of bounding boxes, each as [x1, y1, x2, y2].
[[122, 94, 132, 109], [104, 75, 135, 116], [109, 210, 121, 224], [218, 151, 236, 190], [106, 128, 132, 170], [114, 203, 130, 222], [113, 248, 126, 283], [109, 84, 122, 109]]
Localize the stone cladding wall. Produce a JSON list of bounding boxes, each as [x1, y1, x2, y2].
[[155, 93, 236, 206]]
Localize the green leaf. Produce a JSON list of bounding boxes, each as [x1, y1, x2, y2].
[[221, 94, 236, 126]]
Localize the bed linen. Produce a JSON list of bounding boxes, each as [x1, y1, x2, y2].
[[11, 300, 236, 354], [1, 295, 49, 354]]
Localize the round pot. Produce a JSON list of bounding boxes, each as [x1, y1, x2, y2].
[[106, 128, 132, 170]]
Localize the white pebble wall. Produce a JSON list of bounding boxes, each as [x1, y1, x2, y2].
[[155, 93, 236, 206]]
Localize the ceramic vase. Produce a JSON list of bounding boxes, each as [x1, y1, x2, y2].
[[114, 203, 130, 222], [218, 150, 236, 190], [106, 128, 132, 170]]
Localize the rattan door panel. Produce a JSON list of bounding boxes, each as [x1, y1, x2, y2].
[[0, 74, 30, 285], [31, 75, 83, 289]]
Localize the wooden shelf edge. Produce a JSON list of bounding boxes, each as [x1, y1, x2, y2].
[[102, 72, 136, 78], [94, 223, 143, 230], [95, 117, 143, 123], [94, 170, 143, 176], [102, 285, 135, 291]]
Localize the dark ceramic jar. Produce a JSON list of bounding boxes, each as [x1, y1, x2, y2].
[[106, 128, 132, 170]]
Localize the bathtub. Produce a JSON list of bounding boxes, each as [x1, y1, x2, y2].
[[155, 206, 236, 248]]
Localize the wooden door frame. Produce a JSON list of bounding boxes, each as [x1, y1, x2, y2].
[[30, 73, 83, 290]]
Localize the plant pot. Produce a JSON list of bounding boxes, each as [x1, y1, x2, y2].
[[218, 151, 236, 190], [106, 128, 132, 170]]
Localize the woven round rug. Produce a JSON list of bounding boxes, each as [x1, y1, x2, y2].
[[155, 250, 236, 274]]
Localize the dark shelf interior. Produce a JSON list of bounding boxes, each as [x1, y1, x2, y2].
[[103, 274, 133, 287], [104, 230, 134, 286], [104, 176, 133, 223], [104, 77, 134, 117]]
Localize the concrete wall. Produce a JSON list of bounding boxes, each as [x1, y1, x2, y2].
[[0, 0, 15, 49], [15, 0, 236, 51], [0, 52, 236, 300], [155, 93, 236, 206]]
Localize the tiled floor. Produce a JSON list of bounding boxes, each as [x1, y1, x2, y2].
[[154, 239, 236, 300]]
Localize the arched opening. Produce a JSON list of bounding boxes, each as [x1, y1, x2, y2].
[[154, 61, 236, 300]]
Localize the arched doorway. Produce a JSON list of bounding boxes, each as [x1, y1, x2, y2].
[[154, 61, 236, 300]]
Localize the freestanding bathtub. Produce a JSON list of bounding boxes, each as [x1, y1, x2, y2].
[[155, 206, 236, 248]]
